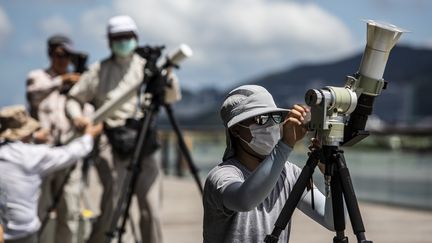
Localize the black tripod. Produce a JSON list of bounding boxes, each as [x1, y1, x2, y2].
[[264, 145, 372, 243], [105, 50, 203, 243]]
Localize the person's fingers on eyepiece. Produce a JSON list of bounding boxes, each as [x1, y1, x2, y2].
[[288, 109, 304, 122], [293, 104, 307, 117], [285, 117, 302, 126], [301, 105, 310, 114]]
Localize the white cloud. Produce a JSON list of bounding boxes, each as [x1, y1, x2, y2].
[[20, 39, 45, 56], [79, 6, 113, 45], [38, 15, 73, 35], [82, 0, 358, 88], [18, 15, 73, 56], [0, 6, 12, 48]]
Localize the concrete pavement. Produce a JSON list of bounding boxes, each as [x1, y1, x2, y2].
[[160, 176, 432, 243]]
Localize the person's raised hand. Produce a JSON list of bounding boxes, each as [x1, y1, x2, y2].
[[282, 104, 310, 147], [32, 128, 50, 144], [73, 116, 90, 131], [62, 73, 81, 86], [84, 122, 103, 138]]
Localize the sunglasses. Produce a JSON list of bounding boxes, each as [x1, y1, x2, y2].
[[253, 112, 284, 125]]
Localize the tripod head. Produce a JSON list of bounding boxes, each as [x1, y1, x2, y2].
[[135, 44, 193, 108], [305, 20, 405, 147]]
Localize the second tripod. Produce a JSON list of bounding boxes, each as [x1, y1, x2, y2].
[[104, 47, 202, 243]]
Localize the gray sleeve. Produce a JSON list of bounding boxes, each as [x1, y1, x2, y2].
[[204, 165, 243, 216], [222, 141, 293, 212]]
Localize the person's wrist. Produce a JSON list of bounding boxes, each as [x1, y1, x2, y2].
[[282, 137, 294, 148]]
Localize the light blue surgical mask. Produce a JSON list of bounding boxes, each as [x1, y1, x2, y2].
[[111, 38, 137, 57]]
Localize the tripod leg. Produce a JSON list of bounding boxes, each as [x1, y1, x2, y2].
[[264, 149, 322, 243], [323, 146, 348, 243], [164, 104, 203, 195], [105, 107, 155, 243], [330, 167, 348, 243], [333, 149, 372, 243]]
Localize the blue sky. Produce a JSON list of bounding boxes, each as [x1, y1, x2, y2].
[[0, 0, 431, 106]]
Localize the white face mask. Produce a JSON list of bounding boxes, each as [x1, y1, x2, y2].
[[238, 121, 281, 156]]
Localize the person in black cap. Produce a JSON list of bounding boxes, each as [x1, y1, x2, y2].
[[27, 34, 81, 121], [25, 34, 88, 243]]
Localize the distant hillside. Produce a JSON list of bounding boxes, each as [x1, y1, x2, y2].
[[168, 45, 432, 128]]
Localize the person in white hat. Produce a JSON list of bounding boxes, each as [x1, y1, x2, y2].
[[66, 15, 169, 243], [203, 85, 336, 243], [0, 105, 102, 243]]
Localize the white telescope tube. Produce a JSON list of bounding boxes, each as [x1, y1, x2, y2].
[[359, 20, 405, 81], [166, 43, 193, 66], [91, 82, 141, 123]]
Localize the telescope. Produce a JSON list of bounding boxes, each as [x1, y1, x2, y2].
[[305, 20, 405, 146], [265, 20, 405, 243]]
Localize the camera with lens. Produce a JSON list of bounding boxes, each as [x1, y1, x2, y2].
[[70, 52, 88, 74], [305, 20, 405, 147], [135, 44, 192, 106], [60, 51, 89, 94]]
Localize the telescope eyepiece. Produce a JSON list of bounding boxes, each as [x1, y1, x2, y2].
[[305, 89, 323, 106]]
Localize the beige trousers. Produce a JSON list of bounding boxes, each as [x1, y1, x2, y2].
[[86, 135, 162, 243], [38, 162, 82, 243]]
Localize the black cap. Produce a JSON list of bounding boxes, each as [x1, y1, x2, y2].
[[47, 34, 74, 55]]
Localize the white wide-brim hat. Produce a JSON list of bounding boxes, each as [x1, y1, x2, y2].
[[220, 85, 290, 160], [220, 85, 290, 128]]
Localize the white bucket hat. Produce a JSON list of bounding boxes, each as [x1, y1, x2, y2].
[[107, 15, 138, 37], [220, 85, 289, 160]]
